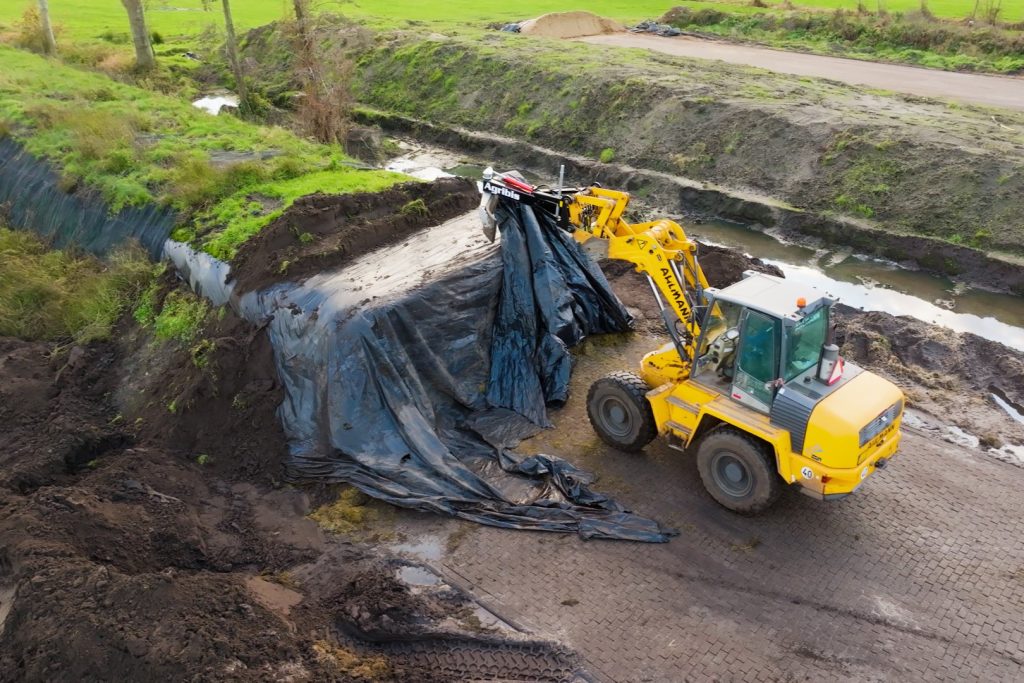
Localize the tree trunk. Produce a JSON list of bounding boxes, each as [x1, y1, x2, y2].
[[293, 0, 308, 26], [120, 0, 155, 70], [220, 0, 249, 111], [37, 0, 57, 55]]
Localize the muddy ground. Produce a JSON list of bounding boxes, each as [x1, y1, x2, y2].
[[0, 293, 582, 682]]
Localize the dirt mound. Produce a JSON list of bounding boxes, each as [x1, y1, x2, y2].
[[519, 11, 624, 39], [0, 320, 331, 680], [0, 287, 592, 681], [601, 242, 783, 334], [0, 338, 130, 495], [835, 306, 1024, 408], [230, 177, 479, 294]]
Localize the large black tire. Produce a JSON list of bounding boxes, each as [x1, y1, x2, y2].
[[695, 426, 782, 514], [586, 372, 657, 452]]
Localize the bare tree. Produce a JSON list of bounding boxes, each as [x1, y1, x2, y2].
[[289, 0, 354, 144], [37, 0, 57, 55], [120, 0, 156, 70], [981, 0, 1003, 24], [220, 0, 250, 112], [293, 0, 309, 28]]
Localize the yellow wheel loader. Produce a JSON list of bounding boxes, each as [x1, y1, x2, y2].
[[479, 169, 904, 513]]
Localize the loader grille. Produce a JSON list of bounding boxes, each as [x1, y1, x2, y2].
[[859, 400, 903, 447]]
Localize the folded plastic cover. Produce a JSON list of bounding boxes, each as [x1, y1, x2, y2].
[[242, 199, 673, 542]]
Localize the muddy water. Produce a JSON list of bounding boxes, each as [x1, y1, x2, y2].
[[690, 220, 1024, 352]]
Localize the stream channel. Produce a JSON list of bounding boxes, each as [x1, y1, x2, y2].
[[389, 147, 1024, 353]]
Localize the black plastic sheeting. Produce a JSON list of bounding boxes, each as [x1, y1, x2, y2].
[[243, 199, 674, 542], [0, 138, 175, 258]]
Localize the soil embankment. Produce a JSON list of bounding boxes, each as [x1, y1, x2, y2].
[[230, 177, 478, 293]]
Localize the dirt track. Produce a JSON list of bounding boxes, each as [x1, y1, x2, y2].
[[578, 33, 1024, 111]]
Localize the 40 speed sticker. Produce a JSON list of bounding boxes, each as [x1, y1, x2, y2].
[[800, 466, 814, 480]]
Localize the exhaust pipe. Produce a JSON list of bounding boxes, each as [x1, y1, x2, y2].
[[817, 322, 844, 385]]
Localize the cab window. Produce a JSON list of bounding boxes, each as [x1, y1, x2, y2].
[[697, 300, 742, 357], [734, 310, 779, 407], [784, 306, 828, 381]]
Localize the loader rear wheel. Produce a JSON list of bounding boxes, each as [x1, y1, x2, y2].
[[587, 372, 657, 453], [696, 427, 781, 514]]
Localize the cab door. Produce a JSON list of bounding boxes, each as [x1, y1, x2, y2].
[[730, 309, 780, 414]]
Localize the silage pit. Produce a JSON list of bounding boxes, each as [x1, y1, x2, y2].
[[236, 199, 672, 542]]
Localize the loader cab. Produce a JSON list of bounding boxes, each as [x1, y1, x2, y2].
[[695, 272, 834, 415]]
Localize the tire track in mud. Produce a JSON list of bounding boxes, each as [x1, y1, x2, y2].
[[335, 631, 591, 682]]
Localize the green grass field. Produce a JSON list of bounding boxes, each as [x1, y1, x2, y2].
[[1, 0, 1014, 45]]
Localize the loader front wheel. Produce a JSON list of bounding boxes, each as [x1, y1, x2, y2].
[[587, 372, 657, 453], [696, 427, 781, 514]]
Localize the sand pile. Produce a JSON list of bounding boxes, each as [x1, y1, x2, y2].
[[519, 11, 624, 39]]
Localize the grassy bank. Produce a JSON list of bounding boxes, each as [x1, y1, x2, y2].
[[352, 32, 1024, 258], [0, 45, 404, 260], [662, 4, 1024, 74], [0, 227, 154, 342]]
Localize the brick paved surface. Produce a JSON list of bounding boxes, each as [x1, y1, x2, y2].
[[386, 335, 1024, 682]]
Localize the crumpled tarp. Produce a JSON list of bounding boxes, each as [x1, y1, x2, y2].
[[630, 20, 684, 37], [242, 198, 673, 542]]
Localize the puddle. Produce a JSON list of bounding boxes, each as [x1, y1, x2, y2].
[[390, 535, 445, 562], [192, 94, 239, 115], [384, 142, 463, 181], [989, 443, 1024, 466], [467, 605, 509, 632], [244, 576, 302, 617], [384, 146, 538, 184], [943, 425, 980, 449], [397, 565, 441, 587], [385, 156, 455, 181], [0, 585, 14, 631], [992, 392, 1024, 427], [690, 220, 1024, 352], [904, 408, 1024, 467]]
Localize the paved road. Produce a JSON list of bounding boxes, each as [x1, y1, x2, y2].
[[385, 332, 1024, 682], [578, 33, 1024, 112]]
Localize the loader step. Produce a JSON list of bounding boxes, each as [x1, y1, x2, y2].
[[667, 396, 700, 415], [666, 420, 693, 437]]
